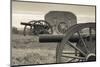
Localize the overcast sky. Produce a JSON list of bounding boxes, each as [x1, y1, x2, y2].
[[12, 1, 95, 29]]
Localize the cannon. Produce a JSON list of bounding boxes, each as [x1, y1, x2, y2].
[[21, 20, 53, 36], [39, 23, 96, 63]]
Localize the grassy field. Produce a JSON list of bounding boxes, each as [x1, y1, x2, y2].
[[11, 34, 57, 65], [11, 34, 76, 66]]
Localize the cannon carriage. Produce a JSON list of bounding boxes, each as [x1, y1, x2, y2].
[[21, 11, 96, 63], [21, 20, 53, 35]]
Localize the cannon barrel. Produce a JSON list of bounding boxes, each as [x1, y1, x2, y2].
[[39, 34, 95, 43], [21, 22, 49, 27], [21, 22, 32, 26]]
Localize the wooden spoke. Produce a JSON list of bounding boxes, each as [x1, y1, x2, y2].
[[23, 25, 27, 36], [77, 31, 90, 53], [66, 41, 87, 56], [62, 51, 79, 54], [62, 54, 85, 60], [66, 58, 76, 63]]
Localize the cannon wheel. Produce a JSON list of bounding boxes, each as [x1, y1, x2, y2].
[[56, 23, 96, 63], [33, 20, 53, 35], [38, 20, 53, 34]]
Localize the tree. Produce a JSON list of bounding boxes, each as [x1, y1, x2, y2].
[[12, 27, 18, 34]]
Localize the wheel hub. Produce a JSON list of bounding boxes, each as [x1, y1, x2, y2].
[[86, 53, 96, 61]]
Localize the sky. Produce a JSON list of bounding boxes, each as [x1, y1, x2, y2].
[[12, 1, 96, 29]]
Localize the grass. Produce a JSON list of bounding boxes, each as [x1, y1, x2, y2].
[[12, 48, 56, 65], [11, 34, 75, 65], [11, 34, 57, 65]]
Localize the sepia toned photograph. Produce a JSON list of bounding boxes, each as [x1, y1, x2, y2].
[[11, 0, 96, 66]]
